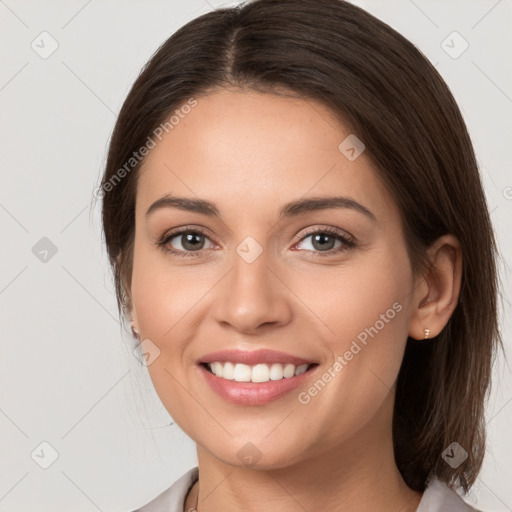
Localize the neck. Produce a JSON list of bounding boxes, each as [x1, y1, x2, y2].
[[187, 394, 422, 512]]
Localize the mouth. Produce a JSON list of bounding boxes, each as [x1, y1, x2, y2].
[[196, 349, 320, 405], [200, 361, 318, 383], [197, 361, 319, 407]]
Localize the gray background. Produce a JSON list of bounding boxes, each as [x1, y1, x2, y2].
[[0, 0, 511, 510]]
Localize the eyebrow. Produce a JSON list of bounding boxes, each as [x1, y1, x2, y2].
[[145, 194, 377, 222]]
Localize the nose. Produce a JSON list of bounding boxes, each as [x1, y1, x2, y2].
[[211, 247, 293, 334]]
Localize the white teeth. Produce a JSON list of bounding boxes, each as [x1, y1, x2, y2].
[[283, 363, 295, 378], [269, 363, 284, 380], [295, 364, 308, 376], [212, 362, 223, 378], [222, 362, 235, 380], [206, 361, 312, 383], [251, 364, 270, 383], [234, 363, 252, 382]]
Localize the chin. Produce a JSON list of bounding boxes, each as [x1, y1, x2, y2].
[[200, 435, 308, 471]]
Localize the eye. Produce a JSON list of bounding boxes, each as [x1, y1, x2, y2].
[[156, 225, 355, 258], [157, 227, 215, 257], [294, 226, 355, 256]]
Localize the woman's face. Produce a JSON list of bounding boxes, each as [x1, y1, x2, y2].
[[130, 89, 419, 468]]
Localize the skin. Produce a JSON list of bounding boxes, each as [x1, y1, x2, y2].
[[129, 89, 462, 512]]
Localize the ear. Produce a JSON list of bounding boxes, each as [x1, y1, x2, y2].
[[130, 308, 139, 330], [130, 307, 141, 340], [117, 251, 137, 332], [408, 234, 462, 340]]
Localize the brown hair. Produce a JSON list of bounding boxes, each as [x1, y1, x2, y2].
[[97, 0, 503, 494]]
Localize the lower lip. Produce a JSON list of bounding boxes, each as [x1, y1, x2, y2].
[[198, 364, 316, 406]]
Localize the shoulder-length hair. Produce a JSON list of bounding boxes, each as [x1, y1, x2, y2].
[[98, 0, 503, 494]]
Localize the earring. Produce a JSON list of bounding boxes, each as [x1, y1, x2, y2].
[[424, 328, 431, 339], [131, 316, 140, 340], [131, 324, 140, 340]]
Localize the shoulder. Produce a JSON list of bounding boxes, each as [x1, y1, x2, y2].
[[417, 478, 482, 512], [131, 466, 199, 512]]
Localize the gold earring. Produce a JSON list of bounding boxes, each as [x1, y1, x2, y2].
[[424, 328, 431, 339]]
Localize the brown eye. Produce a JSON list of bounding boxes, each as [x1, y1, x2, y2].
[[158, 228, 215, 257], [295, 227, 355, 257], [308, 233, 338, 251], [172, 232, 207, 251]]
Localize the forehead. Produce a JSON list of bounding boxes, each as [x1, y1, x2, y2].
[[136, 89, 397, 223]]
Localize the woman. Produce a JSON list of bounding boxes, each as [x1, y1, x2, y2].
[[99, 0, 502, 510]]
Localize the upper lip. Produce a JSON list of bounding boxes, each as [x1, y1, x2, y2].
[[199, 349, 317, 366]]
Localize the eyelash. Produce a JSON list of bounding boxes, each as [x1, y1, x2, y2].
[[156, 225, 356, 258]]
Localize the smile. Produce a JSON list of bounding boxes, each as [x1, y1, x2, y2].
[[197, 349, 319, 405], [205, 361, 311, 383], [199, 362, 318, 405]]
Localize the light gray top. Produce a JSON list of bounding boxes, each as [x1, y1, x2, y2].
[[132, 466, 481, 512]]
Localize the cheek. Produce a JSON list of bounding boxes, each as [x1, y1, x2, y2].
[[289, 262, 411, 451], [298, 247, 411, 349], [299, 245, 412, 404], [130, 243, 208, 341], [130, 251, 205, 425]]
